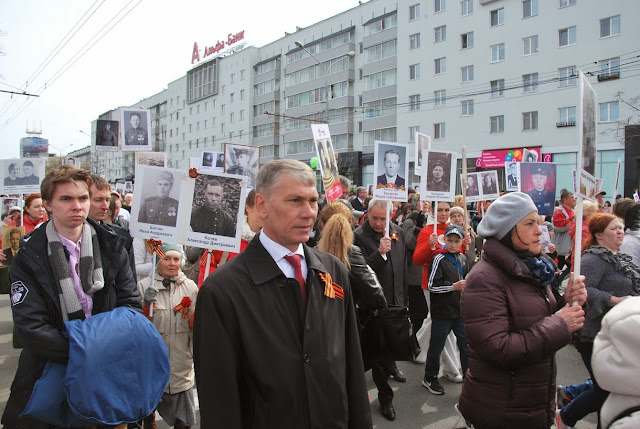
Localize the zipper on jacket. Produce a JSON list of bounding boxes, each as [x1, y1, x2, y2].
[[508, 371, 516, 400]]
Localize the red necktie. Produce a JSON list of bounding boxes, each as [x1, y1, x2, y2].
[[284, 254, 307, 306]]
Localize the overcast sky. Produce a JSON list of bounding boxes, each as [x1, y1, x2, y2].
[[0, 0, 357, 159]]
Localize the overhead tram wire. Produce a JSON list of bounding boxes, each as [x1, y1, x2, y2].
[[0, 0, 104, 119], [0, 0, 144, 130]]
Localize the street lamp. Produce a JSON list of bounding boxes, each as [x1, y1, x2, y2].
[[49, 143, 74, 157], [294, 41, 355, 124]]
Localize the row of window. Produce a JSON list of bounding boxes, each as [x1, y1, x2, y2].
[[284, 56, 350, 86], [409, 0, 473, 20], [287, 32, 351, 64], [285, 81, 350, 109], [406, 101, 619, 140]]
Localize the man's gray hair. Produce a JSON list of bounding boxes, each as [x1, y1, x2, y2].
[[355, 186, 367, 195], [368, 198, 391, 213], [256, 159, 316, 196], [339, 175, 351, 188]]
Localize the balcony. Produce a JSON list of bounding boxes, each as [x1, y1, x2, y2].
[[597, 73, 620, 82], [556, 121, 576, 128]]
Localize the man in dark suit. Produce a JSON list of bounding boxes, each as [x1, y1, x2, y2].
[[377, 150, 405, 189], [354, 198, 409, 421], [350, 186, 368, 212], [194, 159, 371, 429]]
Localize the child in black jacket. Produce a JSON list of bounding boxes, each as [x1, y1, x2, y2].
[[422, 224, 469, 396]]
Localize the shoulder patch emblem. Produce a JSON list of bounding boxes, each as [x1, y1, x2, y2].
[[10, 281, 29, 306]]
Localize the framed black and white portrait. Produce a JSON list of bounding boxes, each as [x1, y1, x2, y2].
[[95, 120, 120, 151], [121, 109, 151, 152]]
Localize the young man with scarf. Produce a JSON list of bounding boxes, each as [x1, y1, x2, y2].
[[2, 165, 141, 429]]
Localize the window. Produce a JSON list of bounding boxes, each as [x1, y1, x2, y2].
[[461, 99, 474, 116], [204, 102, 208, 111], [435, 57, 446, 74], [221, 104, 225, 114], [461, 0, 473, 16], [230, 112, 235, 123], [490, 115, 505, 133], [204, 119, 208, 129], [240, 89, 245, 100], [364, 69, 397, 90], [559, 66, 577, 87], [434, 122, 446, 139], [435, 0, 446, 13], [558, 106, 576, 124], [187, 59, 218, 103], [600, 15, 620, 38], [491, 79, 505, 97], [523, 111, 538, 130], [364, 39, 397, 64], [435, 25, 447, 42], [409, 3, 421, 20], [221, 123, 225, 134], [409, 94, 421, 111], [364, 127, 396, 146], [410, 33, 421, 49], [523, 73, 539, 93], [599, 101, 619, 122], [523, 35, 538, 55], [363, 97, 397, 118], [230, 93, 235, 103], [434, 89, 446, 106], [491, 8, 504, 27], [240, 110, 245, 120], [559, 26, 576, 47], [599, 57, 621, 78], [522, 0, 538, 18], [491, 43, 505, 62], [230, 73, 235, 84], [409, 126, 420, 140], [364, 13, 398, 36], [461, 32, 474, 49], [410, 64, 420, 80], [560, 0, 576, 7], [461, 65, 474, 82]]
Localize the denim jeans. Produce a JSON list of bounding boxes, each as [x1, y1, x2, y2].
[[563, 379, 594, 399], [424, 317, 469, 378], [560, 340, 609, 427]]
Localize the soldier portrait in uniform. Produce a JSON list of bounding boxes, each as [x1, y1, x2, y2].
[[121, 109, 151, 151], [506, 162, 519, 191], [224, 144, 259, 188], [96, 120, 119, 149], [189, 176, 237, 237], [138, 170, 179, 227], [20, 161, 39, 186], [465, 173, 479, 197], [426, 155, 451, 193], [376, 148, 406, 190], [522, 163, 557, 217], [481, 172, 498, 195], [202, 152, 214, 167]]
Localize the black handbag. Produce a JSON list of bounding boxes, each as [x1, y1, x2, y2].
[[359, 305, 418, 362]]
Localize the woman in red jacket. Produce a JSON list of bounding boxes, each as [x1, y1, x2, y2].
[[22, 193, 48, 234], [458, 192, 587, 429]]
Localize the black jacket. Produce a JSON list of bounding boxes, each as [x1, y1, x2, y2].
[[353, 220, 408, 306], [428, 251, 467, 319], [348, 245, 387, 311], [193, 234, 372, 429], [2, 219, 141, 428]]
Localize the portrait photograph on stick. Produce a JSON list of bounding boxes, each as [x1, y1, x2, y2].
[[464, 172, 480, 200], [414, 132, 431, 176], [420, 150, 456, 201], [200, 151, 224, 172], [181, 171, 246, 252], [121, 109, 151, 152], [479, 170, 500, 200], [373, 140, 409, 201], [505, 161, 519, 191], [224, 143, 259, 188], [311, 124, 341, 202], [130, 165, 185, 243], [1, 226, 24, 269], [518, 162, 558, 217], [0, 158, 45, 195], [95, 120, 119, 151]]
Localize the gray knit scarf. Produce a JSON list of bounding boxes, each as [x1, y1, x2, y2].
[[46, 221, 105, 321]]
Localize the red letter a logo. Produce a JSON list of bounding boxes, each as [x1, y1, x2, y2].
[[191, 42, 200, 64]]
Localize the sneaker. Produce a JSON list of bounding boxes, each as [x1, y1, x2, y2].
[[422, 376, 445, 395], [454, 403, 473, 429], [444, 370, 464, 383], [555, 410, 573, 429], [556, 385, 572, 409]]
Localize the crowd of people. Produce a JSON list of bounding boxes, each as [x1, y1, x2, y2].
[[1, 163, 639, 429]]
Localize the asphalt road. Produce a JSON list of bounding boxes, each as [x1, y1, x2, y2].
[[0, 293, 597, 428]]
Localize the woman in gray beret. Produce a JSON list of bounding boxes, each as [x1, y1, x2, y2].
[[456, 192, 587, 429]]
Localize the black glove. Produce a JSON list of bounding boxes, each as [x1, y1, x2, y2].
[[416, 212, 426, 228]]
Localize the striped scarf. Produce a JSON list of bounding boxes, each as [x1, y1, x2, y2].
[[46, 221, 105, 321]]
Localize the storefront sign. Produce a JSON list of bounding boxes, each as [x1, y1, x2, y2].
[[191, 31, 245, 64], [478, 147, 542, 168]]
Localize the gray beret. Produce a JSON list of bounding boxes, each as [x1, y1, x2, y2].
[[477, 192, 538, 240]]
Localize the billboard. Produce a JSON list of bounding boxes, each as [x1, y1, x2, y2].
[[20, 137, 49, 158]]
